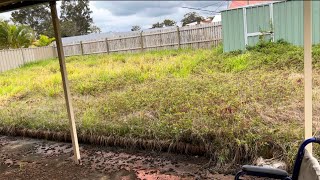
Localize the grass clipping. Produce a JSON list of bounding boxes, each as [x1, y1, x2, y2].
[[1, 41, 319, 171]]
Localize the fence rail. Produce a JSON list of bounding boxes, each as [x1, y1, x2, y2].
[[0, 22, 222, 73]]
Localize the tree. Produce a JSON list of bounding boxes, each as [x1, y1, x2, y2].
[[151, 19, 176, 29], [163, 19, 176, 27], [90, 25, 101, 33], [131, 25, 141, 31], [33, 35, 55, 47], [11, 1, 99, 37], [151, 22, 164, 29], [181, 12, 204, 26], [60, 0, 94, 36], [206, 16, 214, 20], [59, 21, 78, 37], [11, 4, 54, 37], [0, 21, 34, 49]]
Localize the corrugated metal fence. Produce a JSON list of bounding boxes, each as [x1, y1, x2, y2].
[[222, 1, 320, 52], [0, 23, 222, 73]]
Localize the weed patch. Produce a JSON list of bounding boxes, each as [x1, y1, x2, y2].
[[0, 43, 319, 171]]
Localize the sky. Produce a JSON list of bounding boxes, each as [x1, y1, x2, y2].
[[0, 1, 228, 33]]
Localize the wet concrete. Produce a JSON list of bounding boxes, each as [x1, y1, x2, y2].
[[0, 136, 236, 180]]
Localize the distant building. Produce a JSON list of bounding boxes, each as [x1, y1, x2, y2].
[[185, 14, 221, 26], [212, 14, 221, 23], [229, 0, 271, 9]]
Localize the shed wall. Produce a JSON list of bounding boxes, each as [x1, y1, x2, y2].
[[222, 0, 320, 52], [222, 8, 245, 52]]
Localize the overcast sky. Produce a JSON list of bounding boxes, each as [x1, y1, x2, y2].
[[0, 1, 228, 33]]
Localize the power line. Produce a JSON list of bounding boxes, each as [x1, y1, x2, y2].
[[213, 1, 225, 13], [200, 1, 223, 9], [182, 1, 229, 14], [181, 6, 218, 13]]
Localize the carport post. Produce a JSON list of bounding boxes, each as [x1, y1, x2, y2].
[[304, 0, 312, 154], [49, 1, 81, 163]]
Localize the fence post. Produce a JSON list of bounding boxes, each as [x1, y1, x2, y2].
[[159, 31, 163, 49], [243, 7, 248, 46], [140, 31, 144, 52], [213, 24, 216, 46], [197, 26, 201, 49], [80, 41, 84, 55], [177, 26, 181, 49], [105, 38, 110, 54]]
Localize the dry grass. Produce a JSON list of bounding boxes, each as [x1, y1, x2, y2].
[[0, 42, 319, 171]]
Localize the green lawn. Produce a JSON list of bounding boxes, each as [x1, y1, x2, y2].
[[0, 41, 319, 170]]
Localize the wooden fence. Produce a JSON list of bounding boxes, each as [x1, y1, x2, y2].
[[0, 46, 55, 72], [0, 22, 222, 73], [62, 22, 222, 56]]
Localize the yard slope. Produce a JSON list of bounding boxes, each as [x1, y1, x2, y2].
[[1, 41, 319, 172]]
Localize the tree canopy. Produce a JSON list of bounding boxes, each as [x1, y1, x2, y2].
[[151, 19, 176, 29], [0, 21, 34, 49], [11, 4, 54, 37], [11, 1, 100, 38], [181, 12, 204, 26], [131, 25, 141, 31], [60, 0, 93, 36], [151, 22, 164, 29], [89, 25, 102, 34], [163, 19, 176, 27]]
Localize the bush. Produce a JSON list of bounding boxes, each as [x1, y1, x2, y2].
[[0, 21, 34, 49], [33, 35, 55, 47]]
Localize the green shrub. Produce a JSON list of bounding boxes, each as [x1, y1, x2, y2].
[[33, 35, 55, 47]]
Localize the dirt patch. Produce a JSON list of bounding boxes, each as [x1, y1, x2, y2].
[[0, 136, 235, 180]]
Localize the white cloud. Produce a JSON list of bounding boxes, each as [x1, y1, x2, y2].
[[91, 1, 227, 32], [0, 1, 227, 33]]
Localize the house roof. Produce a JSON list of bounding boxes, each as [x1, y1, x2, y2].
[[185, 15, 221, 26], [229, 0, 271, 9], [0, 0, 47, 13]]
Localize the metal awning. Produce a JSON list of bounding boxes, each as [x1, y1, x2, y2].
[[0, 0, 47, 13]]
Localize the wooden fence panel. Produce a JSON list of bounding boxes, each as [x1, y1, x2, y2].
[[35, 46, 55, 60], [143, 26, 179, 51], [0, 52, 4, 72], [179, 22, 222, 49], [108, 31, 141, 53], [63, 44, 81, 57], [82, 40, 107, 55], [4, 51, 13, 71], [0, 47, 55, 73], [0, 23, 222, 73], [0, 49, 24, 72], [6, 51, 14, 70], [22, 48, 35, 63]]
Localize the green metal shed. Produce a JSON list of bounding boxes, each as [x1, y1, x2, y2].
[[221, 0, 320, 52]]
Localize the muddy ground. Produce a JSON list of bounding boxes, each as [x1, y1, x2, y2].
[[0, 136, 239, 180]]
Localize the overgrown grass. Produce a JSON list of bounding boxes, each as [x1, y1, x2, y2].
[[0, 42, 319, 171]]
